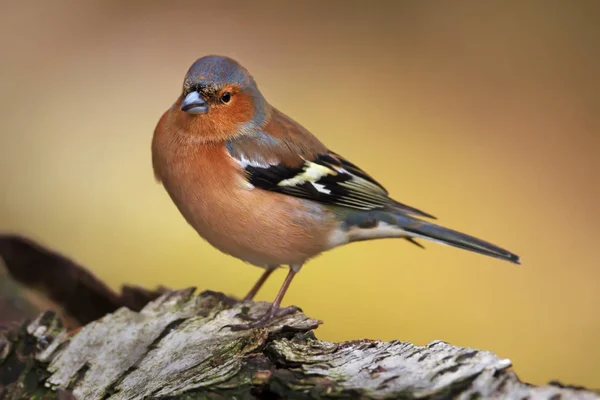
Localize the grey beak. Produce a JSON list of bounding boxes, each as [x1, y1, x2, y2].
[[181, 91, 208, 114]]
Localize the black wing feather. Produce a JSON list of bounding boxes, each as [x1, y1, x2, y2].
[[243, 152, 435, 218]]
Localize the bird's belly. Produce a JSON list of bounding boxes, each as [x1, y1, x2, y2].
[[163, 174, 337, 267]]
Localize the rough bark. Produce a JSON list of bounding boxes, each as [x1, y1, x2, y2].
[[0, 289, 597, 400], [0, 234, 598, 399]]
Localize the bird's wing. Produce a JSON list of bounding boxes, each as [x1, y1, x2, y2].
[[226, 109, 435, 218]]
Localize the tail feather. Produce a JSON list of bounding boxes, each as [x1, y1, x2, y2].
[[404, 237, 426, 249], [392, 214, 520, 265]]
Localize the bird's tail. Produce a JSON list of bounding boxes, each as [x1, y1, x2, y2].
[[339, 210, 520, 264], [389, 213, 520, 264]]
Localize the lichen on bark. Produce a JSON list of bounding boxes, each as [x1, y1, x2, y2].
[[1, 235, 599, 400], [0, 289, 598, 400]]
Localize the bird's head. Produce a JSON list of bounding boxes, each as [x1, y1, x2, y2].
[[175, 55, 269, 141]]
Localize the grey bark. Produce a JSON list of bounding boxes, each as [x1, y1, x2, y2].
[[1, 288, 598, 400]]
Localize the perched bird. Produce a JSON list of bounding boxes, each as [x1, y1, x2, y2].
[[152, 55, 520, 330]]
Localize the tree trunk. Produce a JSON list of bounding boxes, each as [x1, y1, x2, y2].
[[0, 288, 597, 399], [0, 235, 598, 399]]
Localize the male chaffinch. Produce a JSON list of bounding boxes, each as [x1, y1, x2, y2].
[[152, 55, 520, 330]]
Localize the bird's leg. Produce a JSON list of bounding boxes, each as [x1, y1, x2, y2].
[[227, 264, 301, 330], [242, 265, 278, 301]]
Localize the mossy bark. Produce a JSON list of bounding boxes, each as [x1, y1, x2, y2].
[[1, 289, 598, 400]]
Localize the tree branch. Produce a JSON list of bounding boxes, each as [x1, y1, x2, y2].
[[0, 235, 598, 399]]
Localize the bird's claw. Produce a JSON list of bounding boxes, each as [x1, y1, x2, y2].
[[224, 305, 300, 331], [236, 305, 299, 321]]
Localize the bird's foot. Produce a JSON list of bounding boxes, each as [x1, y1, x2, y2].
[[226, 305, 300, 331], [237, 305, 300, 322]]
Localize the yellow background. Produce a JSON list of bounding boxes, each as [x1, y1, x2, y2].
[[1, 0, 599, 388]]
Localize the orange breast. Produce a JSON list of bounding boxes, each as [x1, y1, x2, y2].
[[153, 133, 338, 267]]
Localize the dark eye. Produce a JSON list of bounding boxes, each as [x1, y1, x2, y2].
[[220, 92, 231, 104]]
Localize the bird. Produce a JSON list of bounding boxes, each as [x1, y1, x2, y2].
[[151, 55, 520, 330]]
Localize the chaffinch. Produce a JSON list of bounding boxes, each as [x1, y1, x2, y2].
[[151, 55, 520, 330]]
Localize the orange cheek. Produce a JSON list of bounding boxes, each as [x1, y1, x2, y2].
[[173, 93, 255, 141], [211, 92, 254, 130]]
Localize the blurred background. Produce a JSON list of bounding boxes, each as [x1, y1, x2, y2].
[[1, 0, 598, 388]]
